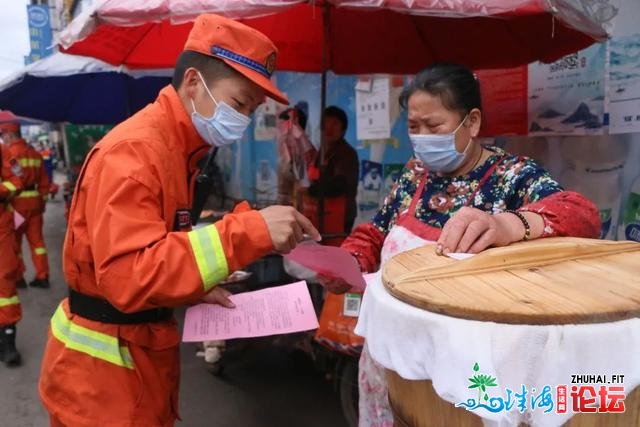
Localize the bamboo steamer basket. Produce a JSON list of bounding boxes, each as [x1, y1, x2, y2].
[[380, 237, 640, 427]]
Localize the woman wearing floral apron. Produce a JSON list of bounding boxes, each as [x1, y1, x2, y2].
[[320, 63, 601, 426]]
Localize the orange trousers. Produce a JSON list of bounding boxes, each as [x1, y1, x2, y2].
[[49, 415, 65, 427], [15, 209, 49, 280], [0, 209, 21, 326], [40, 303, 181, 427]]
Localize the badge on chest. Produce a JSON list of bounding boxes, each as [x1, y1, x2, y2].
[[174, 209, 192, 231]]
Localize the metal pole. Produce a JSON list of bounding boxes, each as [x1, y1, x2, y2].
[[317, 1, 330, 235], [59, 123, 71, 170]]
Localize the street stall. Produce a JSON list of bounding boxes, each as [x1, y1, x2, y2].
[[49, 1, 632, 426], [54, 0, 608, 230]]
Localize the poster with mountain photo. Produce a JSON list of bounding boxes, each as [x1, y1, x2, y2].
[[528, 43, 606, 136], [609, 0, 640, 134]]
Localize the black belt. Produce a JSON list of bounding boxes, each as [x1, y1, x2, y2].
[[68, 289, 173, 324], [24, 185, 36, 191]]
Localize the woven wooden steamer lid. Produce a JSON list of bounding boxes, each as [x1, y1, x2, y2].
[[382, 237, 640, 325]]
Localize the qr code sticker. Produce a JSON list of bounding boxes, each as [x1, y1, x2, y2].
[[343, 293, 361, 317]]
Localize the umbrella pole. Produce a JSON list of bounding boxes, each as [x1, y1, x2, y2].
[[317, 1, 330, 236], [60, 123, 71, 172], [318, 70, 327, 235]]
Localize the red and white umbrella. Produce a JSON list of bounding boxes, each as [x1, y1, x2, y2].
[[58, 0, 607, 73]]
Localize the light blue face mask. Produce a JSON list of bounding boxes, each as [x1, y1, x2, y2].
[[409, 115, 470, 173], [191, 71, 251, 147]]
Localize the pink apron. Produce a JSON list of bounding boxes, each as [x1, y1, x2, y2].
[[359, 161, 500, 427]]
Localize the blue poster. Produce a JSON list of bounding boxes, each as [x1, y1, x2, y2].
[[26, 5, 53, 64], [528, 43, 606, 135], [609, 0, 640, 134]]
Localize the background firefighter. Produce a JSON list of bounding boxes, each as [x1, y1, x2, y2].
[[1, 119, 51, 289], [0, 133, 24, 366]]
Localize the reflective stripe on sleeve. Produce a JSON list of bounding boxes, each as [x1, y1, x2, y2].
[[1, 181, 17, 195], [50, 304, 134, 369], [0, 296, 20, 307], [35, 247, 47, 255], [18, 158, 41, 168], [15, 190, 40, 198], [187, 225, 229, 291]]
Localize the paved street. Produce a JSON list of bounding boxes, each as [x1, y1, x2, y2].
[[0, 173, 349, 427]]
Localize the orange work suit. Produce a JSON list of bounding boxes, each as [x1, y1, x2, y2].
[[9, 139, 50, 280], [39, 85, 274, 427], [0, 144, 23, 326]]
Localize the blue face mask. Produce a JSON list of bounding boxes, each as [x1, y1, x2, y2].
[[191, 71, 251, 147], [409, 115, 470, 173]]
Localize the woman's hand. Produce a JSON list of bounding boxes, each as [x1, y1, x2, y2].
[[201, 286, 235, 308], [317, 274, 353, 294], [436, 207, 524, 255]]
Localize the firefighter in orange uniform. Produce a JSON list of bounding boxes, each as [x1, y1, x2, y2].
[[39, 14, 320, 427], [0, 134, 24, 366], [1, 120, 51, 289]]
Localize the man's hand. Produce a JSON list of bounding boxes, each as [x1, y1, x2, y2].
[[436, 207, 520, 255], [259, 206, 320, 254], [201, 286, 235, 308], [317, 274, 352, 294]]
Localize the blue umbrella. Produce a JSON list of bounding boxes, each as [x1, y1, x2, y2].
[[0, 52, 172, 124]]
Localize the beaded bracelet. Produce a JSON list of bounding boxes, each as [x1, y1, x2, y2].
[[504, 210, 531, 241]]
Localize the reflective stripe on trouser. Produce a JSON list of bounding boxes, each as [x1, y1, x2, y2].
[[0, 296, 21, 325], [0, 296, 19, 307], [187, 225, 229, 291], [0, 210, 21, 325], [50, 304, 134, 369], [40, 302, 181, 426], [15, 210, 49, 279]]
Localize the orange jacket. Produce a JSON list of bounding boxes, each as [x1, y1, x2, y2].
[[8, 139, 49, 212], [63, 85, 274, 310], [40, 85, 274, 426]]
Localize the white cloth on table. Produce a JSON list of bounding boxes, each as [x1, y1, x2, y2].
[[354, 270, 640, 427]]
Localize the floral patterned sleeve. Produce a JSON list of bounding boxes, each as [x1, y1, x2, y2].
[[370, 166, 415, 235], [501, 157, 563, 209], [504, 157, 601, 238], [341, 164, 415, 273]]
